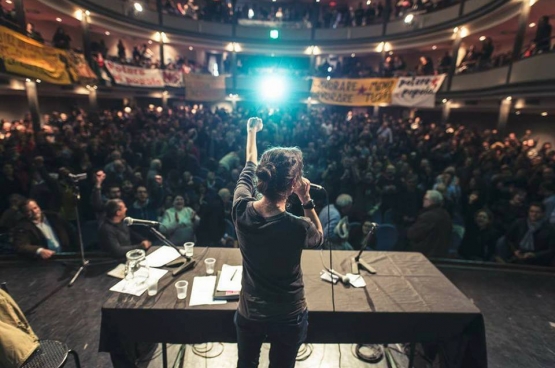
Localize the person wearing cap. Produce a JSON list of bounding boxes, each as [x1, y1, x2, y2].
[[407, 190, 452, 258]]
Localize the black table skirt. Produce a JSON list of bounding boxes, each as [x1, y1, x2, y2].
[[100, 247, 487, 367]]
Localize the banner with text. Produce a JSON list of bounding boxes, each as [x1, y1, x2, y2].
[[105, 60, 165, 87], [391, 74, 446, 108], [0, 25, 72, 84], [311, 77, 397, 106], [162, 69, 183, 87], [184, 74, 226, 101]]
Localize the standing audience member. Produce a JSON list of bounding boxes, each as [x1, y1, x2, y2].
[[534, 16, 552, 54]]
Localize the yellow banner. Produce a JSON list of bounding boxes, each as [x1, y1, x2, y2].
[[311, 77, 397, 106], [184, 74, 226, 102]]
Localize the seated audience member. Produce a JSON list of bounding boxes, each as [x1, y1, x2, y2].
[[459, 209, 499, 261], [13, 199, 76, 259], [319, 193, 353, 245], [407, 190, 452, 258], [195, 184, 226, 246], [0, 194, 26, 231], [502, 202, 555, 267], [492, 190, 527, 232], [160, 195, 199, 245], [0, 289, 39, 368], [127, 181, 164, 221], [98, 199, 151, 259]]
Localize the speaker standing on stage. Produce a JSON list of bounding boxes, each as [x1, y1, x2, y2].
[[232, 117, 323, 368]]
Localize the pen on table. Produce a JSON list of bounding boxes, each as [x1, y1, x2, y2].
[[231, 269, 238, 281]]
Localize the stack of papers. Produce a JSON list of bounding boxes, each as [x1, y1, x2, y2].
[[189, 276, 227, 307], [217, 264, 242, 292], [110, 268, 168, 296], [145, 246, 182, 268]]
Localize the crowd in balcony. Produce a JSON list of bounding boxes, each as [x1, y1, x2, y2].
[[158, 0, 460, 28], [0, 105, 553, 267]]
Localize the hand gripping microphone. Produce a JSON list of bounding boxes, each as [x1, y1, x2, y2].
[[310, 183, 324, 190], [123, 217, 160, 227]]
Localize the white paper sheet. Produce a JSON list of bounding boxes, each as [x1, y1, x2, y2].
[[346, 273, 366, 288], [189, 276, 227, 307], [107, 263, 126, 279], [110, 268, 168, 296], [145, 246, 182, 268], [216, 264, 242, 292]]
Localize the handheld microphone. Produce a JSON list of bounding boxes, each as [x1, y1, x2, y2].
[[328, 269, 350, 285], [123, 217, 160, 227], [310, 183, 324, 190]]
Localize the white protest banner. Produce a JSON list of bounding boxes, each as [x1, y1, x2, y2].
[[184, 74, 226, 101], [105, 60, 165, 87], [391, 74, 446, 108], [162, 69, 183, 87]]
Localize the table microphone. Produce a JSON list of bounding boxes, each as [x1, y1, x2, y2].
[[123, 217, 160, 227]]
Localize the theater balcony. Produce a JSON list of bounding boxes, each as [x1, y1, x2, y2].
[[38, 0, 522, 54]]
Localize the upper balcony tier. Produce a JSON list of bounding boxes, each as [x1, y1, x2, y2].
[[40, 0, 521, 54]]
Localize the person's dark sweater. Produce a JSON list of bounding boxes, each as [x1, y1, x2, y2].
[[459, 225, 499, 261], [506, 219, 555, 267], [98, 219, 147, 259], [232, 162, 323, 321], [407, 204, 452, 258]]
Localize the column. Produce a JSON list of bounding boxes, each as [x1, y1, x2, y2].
[[25, 80, 41, 133], [81, 11, 92, 66], [156, 0, 164, 26], [373, 106, 380, 118], [511, 0, 532, 62], [12, 0, 26, 32], [159, 42, 165, 69], [88, 87, 98, 112], [441, 101, 452, 123], [497, 99, 511, 134], [162, 91, 168, 108], [445, 33, 462, 92], [231, 51, 237, 92]]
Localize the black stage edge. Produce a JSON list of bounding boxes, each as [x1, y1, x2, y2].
[[0, 254, 554, 368]]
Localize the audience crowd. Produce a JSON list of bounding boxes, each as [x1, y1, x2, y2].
[[0, 105, 553, 267]]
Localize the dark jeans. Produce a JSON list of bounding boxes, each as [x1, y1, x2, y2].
[[234, 309, 308, 368]]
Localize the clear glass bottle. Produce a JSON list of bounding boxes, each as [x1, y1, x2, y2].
[[125, 249, 150, 287]]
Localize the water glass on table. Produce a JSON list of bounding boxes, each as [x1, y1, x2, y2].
[[147, 277, 158, 296], [204, 258, 216, 275], [175, 280, 189, 300], [183, 242, 195, 257]]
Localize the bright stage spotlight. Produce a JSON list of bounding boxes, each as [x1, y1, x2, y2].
[[259, 75, 287, 101]]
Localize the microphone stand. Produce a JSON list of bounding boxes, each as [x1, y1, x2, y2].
[[351, 225, 378, 275], [147, 227, 196, 276]]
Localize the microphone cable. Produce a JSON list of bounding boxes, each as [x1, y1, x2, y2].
[[316, 186, 336, 312]]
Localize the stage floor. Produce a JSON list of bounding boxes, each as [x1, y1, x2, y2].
[[1, 259, 554, 368]]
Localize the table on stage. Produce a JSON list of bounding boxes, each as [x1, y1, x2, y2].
[[99, 247, 487, 368]]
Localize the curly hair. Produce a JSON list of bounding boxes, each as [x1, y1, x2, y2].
[[256, 147, 303, 202]]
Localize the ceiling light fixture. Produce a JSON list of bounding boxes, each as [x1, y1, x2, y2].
[[541, 112, 548, 116], [134, 2, 143, 12], [506, 96, 512, 101], [56, 17, 62, 22], [105, 31, 110, 35], [479, 36, 486, 41], [432, 45, 437, 50], [189, 46, 193, 50], [529, 22, 536, 28]]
